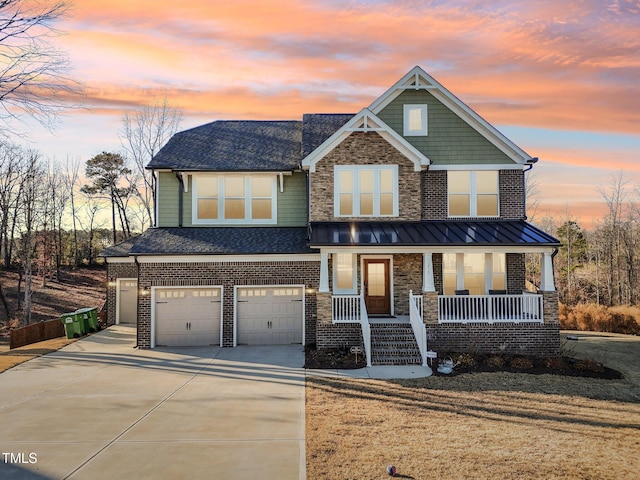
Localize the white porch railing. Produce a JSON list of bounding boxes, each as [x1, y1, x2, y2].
[[332, 295, 362, 323], [438, 294, 544, 323], [359, 295, 372, 367], [412, 292, 423, 319], [331, 295, 371, 367], [409, 291, 428, 366]]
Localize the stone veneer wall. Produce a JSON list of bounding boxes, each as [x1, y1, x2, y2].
[[106, 262, 138, 326], [422, 169, 525, 220], [309, 132, 421, 222], [135, 261, 320, 349]]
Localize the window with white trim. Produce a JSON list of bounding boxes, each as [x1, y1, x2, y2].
[[333, 253, 356, 293], [334, 166, 398, 217], [442, 253, 506, 295], [403, 104, 428, 136], [448, 170, 499, 217], [193, 174, 277, 224]]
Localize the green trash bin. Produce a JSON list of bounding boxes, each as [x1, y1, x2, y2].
[[76, 307, 99, 333], [60, 312, 84, 338]]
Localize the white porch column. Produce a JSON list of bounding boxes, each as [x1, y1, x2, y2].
[[541, 251, 556, 291], [456, 253, 465, 290], [319, 251, 329, 293], [422, 252, 435, 292], [484, 253, 493, 294]]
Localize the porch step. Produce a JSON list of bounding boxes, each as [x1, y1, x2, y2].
[[370, 323, 422, 366]]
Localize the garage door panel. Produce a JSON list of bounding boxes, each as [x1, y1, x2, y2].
[[155, 288, 221, 347], [237, 287, 303, 345]]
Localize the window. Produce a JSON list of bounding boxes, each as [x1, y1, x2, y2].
[[193, 175, 276, 224], [448, 171, 499, 217], [442, 253, 506, 295], [334, 253, 356, 293], [334, 166, 398, 217], [403, 104, 428, 136]]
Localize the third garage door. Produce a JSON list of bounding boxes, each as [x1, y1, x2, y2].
[[236, 287, 303, 345], [155, 287, 222, 347]]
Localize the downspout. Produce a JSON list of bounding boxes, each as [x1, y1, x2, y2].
[[175, 173, 184, 228], [305, 167, 311, 239], [551, 247, 559, 291], [134, 255, 139, 349], [522, 157, 538, 220]]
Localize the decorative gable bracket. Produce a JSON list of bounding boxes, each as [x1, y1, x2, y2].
[[301, 108, 430, 173]]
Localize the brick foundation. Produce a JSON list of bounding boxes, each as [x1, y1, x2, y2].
[[426, 322, 560, 357]]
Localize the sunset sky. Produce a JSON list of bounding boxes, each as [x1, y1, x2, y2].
[[24, 0, 640, 229]]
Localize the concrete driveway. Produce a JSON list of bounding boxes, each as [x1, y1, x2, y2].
[[0, 326, 305, 480]]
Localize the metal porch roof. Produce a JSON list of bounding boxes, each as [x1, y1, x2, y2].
[[309, 220, 560, 247]]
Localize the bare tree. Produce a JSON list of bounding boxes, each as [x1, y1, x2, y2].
[[17, 149, 43, 324], [0, 0, 80, 137], [120, 99, 182, 228], [63, 155, 80, 266]]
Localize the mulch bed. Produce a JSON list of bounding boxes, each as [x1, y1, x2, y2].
[[305, 345, 367, 369], [304, 346, 623, 380], [433, 352, 623, 379]]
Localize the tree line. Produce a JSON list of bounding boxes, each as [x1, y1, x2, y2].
[[0, 101, 182, 325], [528, 171, 639, 308]]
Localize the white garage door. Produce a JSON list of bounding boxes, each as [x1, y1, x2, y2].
[[118, 279, 137, 325], [237, 287, 303, 345], [155, 287, 222, 347]]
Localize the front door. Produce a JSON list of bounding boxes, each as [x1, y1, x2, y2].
[[363, 259, 390, 315]]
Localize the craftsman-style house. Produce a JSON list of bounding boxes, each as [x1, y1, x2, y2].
[[102, 67, 561, 365]]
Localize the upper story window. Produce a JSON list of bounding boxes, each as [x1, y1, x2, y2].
[[193, 174, 277, 224], [334, 165, 398, 217], [448, 170, 499, 217], [403, 104, 428, 136]]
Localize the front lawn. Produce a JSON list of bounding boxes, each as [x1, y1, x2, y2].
[[306, 333, 640, 479]]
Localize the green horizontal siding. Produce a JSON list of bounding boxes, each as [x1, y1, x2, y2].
[[378, 90, 515, 165], [277, 172, 307, 226], [156, 171, 307, 227]]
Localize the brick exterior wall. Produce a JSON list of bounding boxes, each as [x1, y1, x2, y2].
[[133, 260, 319, 349], [392, 254, 423, 315], [309, 132, 421, 221], [499, 170, 525, 219], [421, 169, 525, 220], [421, 170, 447, 219], [315, 292, 364, 350], [506, 253, 526, 294], [426, 323, 560, 357], [106, 263, 138, 326]]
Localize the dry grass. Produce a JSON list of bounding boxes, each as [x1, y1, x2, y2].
[[0, 336, 77, 373], [307, 334, 640, 480], [560, 303, 640, 335]]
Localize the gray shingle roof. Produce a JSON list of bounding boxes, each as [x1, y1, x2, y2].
[[147, 114, 355, 172], [119, 227, 316, 255], [99, 235, 141, 257], [302, 114, 354, 157], [147, 121, 303, 171]]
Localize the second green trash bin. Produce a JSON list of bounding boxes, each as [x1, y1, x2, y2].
[[76, 307, 99, 333]]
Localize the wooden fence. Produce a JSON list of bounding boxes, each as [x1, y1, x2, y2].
[[9, 318, 65, 349]]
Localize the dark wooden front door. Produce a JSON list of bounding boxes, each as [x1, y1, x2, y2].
[[364, 259, 390, 315]]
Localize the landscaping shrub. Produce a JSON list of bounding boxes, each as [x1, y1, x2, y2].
[[559, 303, 640, 335]]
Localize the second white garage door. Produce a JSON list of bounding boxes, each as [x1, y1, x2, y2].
[[154, 287, 222, 347], [236, 287, 303, 345]]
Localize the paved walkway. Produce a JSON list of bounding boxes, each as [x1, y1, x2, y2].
[[0, 326, 305, 480]]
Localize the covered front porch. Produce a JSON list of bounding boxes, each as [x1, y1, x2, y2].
[[310, 220, 562, 361]]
